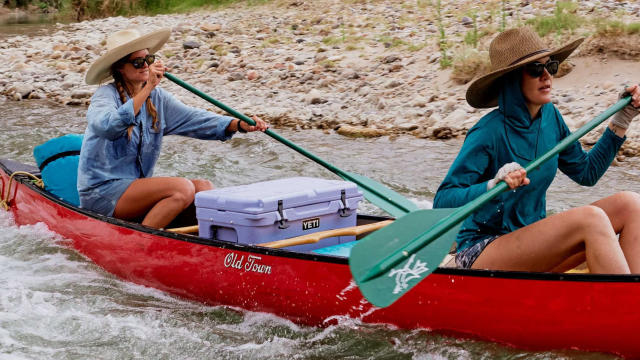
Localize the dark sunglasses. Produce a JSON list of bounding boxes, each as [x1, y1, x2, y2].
[[523, 59, 559, 78], [127, 54, 156, 69]]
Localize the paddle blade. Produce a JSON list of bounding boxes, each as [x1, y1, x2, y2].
[[341, 171, 419, 217], [349, 208, 461, 307]]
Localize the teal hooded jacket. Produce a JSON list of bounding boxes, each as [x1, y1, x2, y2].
[[433, 73, 625, 252]]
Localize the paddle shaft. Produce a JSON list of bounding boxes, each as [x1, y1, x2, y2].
[[164, 72, 416, 215], [361, 96, 632, 282]]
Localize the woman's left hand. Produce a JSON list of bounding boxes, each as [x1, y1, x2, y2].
[[611, 84, 640, 133], [239, 116, 269, 132], [628, 84, 640, 108]]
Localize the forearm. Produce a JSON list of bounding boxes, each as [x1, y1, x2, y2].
[[226, 119, 241, 133], [433, 182, 489, 208], [609, 122, 627, 138]]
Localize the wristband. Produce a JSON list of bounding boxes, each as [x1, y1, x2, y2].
[[237, 121, 247, 133]]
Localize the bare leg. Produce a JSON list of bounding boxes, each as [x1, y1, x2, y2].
[[472, 205, 630, 274], [592, 191, 640, 272], [164, 179, 215, 228], [113, 177, 195, 229], [191, 178, 213, 193]]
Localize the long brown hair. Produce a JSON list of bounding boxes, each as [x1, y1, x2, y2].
[[110, 53, 159, 139]]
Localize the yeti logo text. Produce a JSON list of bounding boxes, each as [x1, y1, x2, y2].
[[302, 217, 320, 231]]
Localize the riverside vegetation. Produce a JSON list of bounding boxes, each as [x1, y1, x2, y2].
[[2, 0, 640, 158]]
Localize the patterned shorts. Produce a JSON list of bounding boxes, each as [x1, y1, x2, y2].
[[455, 235, 500, 269]]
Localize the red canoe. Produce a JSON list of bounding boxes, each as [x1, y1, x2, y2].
[[1, 159, 638, 358]]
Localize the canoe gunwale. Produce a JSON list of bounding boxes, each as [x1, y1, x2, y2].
[[3, 158, 640, 284]]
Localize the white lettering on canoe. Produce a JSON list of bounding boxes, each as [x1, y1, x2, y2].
[[224, 253, 272, 274], [388, 254, 428, 294]]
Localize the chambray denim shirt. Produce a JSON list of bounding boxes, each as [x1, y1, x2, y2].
[[78, 83, 234, 216], [434, 72, 625, 252]]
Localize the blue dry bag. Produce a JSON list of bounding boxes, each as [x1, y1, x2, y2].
[[33, 134, 83, 206]]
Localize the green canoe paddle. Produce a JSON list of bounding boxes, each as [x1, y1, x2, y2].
[[349, 96, 632, 307], [164, 72, 419, 217]]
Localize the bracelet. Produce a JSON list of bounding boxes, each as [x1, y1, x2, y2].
[[237, 121, 247, 133]]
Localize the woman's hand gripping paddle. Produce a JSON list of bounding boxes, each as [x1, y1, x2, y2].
[[164, 72, 418, 217], [350, 96, 632, 307]]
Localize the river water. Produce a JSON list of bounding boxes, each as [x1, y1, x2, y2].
[[2, 96, 636, 359]]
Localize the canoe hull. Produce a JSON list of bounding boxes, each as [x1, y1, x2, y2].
[[2, 165, 639, 358]]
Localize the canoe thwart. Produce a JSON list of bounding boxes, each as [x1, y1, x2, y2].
[[166, 225, 199, 234], [258, 220, 393, 249]]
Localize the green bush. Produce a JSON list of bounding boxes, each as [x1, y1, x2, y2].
[[595, 19, 640, 36], [526, 1, 582, 36], [3, 0, 270, 20]]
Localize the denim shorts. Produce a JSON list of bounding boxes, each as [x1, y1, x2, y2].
[[455, 235, 500, 269], [79, 178, 135, 217]]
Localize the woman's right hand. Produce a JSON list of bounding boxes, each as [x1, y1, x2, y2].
[[487, 162, 530, 190], [146, 59, 167, 90]]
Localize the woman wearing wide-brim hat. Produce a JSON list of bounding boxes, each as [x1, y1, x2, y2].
[[79, 28, 268, 229], [433, 26, 640, 273]]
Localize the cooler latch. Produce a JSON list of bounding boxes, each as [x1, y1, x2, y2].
[[339, 189, 351, 217], [277, 200, 289, 229]]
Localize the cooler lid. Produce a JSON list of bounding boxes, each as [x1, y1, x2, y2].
[[195, 177, 362, 214]]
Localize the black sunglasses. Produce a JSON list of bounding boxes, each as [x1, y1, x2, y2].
[[523, 59, 559, 78], [127, 54, 156, 69]]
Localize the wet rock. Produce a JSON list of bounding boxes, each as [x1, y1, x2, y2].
[[395, 122, 419, 131], [442, 109, 467, 126], [432, 127, 455, 139], [342, 69, 360, 79], [336, 125, 387, 137], [385, 80, 403, 88], [227, 72, 244, 81], [556, 60, 574, 78], [246, 70, 259, 80], [388, 63, 403, 72], [307, 89, 328, 104], [64, 98, 83, 106], [71, 89, 93, 99], [200, 23, 221, 32], [382, 54, 400, 64], [183, 41, 202, 50], [28, 91, 43, 99], [412, 96, 428, 107], [13, 83, 33, 99], [299, 73, 314, 83]]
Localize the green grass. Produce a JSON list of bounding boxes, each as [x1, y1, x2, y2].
[[594, 19, 640, 36], [406, 42, 427, 52], [451, 48, 490, 84], [377, 34, 406, 48], [6, 0, 272, 20], [525, 1, 583, 36], [321, 36, 343, 46]]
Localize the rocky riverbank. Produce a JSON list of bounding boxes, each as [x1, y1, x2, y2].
[[2, 0, 640, 157]]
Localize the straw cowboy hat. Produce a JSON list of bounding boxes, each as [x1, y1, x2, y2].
[[466, 26, 584, 108], [85, 28, 171, 85]]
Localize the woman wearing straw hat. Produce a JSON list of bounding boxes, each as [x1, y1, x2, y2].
[[79, 28, 268, 229], [433, 27, 640, 273]]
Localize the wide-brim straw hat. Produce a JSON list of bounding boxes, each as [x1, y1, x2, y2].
[[466, 27, 584, 108], [85, 28, 171, 85]]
